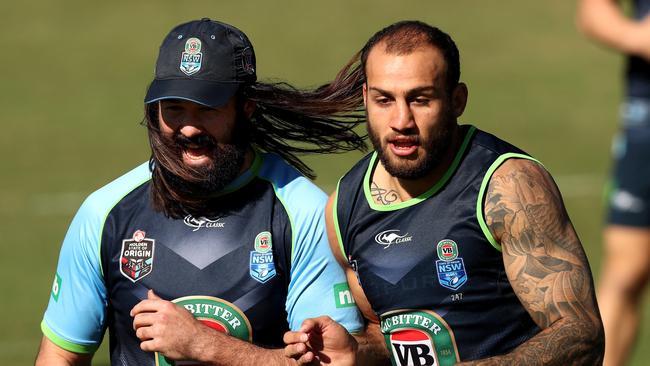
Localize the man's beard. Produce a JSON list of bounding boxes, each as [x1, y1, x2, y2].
[[368, 113, 455, 180], [148, 112, 251, 217]]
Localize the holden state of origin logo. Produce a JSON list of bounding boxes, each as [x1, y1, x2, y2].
[[155, 296, 252, 366], [381, 309, 459, 366], [120, 230, 155, 282]]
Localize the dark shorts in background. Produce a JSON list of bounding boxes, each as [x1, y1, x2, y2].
[[607, 98, 650, 227]]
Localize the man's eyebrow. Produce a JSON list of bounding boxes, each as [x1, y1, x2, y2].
[[407, 86, 437, 95], [367, 86, 393, 96], [368, 85, 439, 97]]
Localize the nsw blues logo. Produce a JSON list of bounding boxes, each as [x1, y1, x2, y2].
[[180, 37, 202, 76], [435, 239, 467, 291], [250, 231, 276, 283]]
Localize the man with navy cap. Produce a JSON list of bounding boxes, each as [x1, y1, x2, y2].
[[36, 18, 367, 365]]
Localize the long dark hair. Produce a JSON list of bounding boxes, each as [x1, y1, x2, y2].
[[242, 57, 367, 177], [145, 57, 368, 217], [146, 20, 460, 218]]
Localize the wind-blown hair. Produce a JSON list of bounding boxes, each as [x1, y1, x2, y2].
[[144, 63, 369, 217], [145, 20, 460, 218]]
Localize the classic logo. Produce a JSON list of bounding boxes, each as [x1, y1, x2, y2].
[[250, 232, 275, 283], [120, 230, 155, 283], [374, 230, 413, 249], [183, 215, 225, 231], [381, 310, 459, 366], [435, 239, 467, 291], [155, 296, 252, 366], [180, 37, 202, 76]]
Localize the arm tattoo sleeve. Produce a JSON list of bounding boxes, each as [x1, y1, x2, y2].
[[461, 160, 603, 365]]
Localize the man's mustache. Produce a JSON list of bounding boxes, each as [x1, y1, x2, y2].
[[174, 133, 216, 149]]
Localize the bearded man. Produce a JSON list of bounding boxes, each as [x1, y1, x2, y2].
[[36, 18, 368, 366]]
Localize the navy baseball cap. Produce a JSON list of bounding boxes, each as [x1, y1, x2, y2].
[[145, 18, 256, 108]]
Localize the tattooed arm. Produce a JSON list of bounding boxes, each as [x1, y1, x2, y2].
[[459, 159, 604, 365]]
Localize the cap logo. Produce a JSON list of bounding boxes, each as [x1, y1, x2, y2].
[[180, 37, 203, 76]]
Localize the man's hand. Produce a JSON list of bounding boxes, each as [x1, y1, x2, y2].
[[131, 290, 211, 361], [283, 316, 357, 366]]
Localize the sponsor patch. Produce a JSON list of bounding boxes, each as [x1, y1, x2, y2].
[[120, 230, 155, 283], [436, 240, 458, 261], [254, 231, 272, 253], [333, 282, 356, 308], [250, 232, 275, 283], [51, 272, 62, 302], [435, 239, 467, 291], [381, 309, 459, 366], [155, 296, 252, 366], [180, 37, 202, 76], [374, 229, 413, 249]]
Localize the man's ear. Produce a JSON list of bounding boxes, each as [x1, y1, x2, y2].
[[452, 82, 468, 118], [243, 99, 256, 118]]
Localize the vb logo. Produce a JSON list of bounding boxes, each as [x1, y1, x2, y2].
[[390, 330, 436, 366]]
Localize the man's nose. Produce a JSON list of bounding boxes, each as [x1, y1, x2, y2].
[[179, 124, 204, 138], [390, 100, 415, 131]]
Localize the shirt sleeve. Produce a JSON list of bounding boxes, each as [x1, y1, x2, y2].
[[281, 176, 364, 333], [41, 194, 108, 353]]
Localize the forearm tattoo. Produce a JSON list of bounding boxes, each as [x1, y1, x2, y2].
[[462, 161, 603, 365], [370, 181, 400, 205]]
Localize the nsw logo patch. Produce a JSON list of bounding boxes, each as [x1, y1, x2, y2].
[[180, 37, 202, 76], [120, 230, 155, 283], [435, 239, 467, 291], [249, 231, 276, 283]]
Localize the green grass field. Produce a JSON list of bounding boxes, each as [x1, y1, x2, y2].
[[1, 1, 644, 364]]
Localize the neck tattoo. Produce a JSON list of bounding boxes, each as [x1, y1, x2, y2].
[[370, 181, 401, 205]]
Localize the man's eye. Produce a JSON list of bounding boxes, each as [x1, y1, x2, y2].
[[414, 98, 430, 105], [376, 98, 391, 104]]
